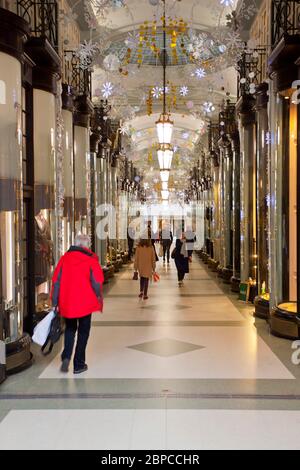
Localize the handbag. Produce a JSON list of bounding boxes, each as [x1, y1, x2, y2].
[[133, 271, 139, 280], [32, 309, 56, 346], [153, 272, 160, 282], [41, 308, 63, 356]]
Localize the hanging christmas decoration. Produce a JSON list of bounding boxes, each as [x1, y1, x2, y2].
[[103, 53, 121, 71], [203, 101, 215, 114], [152, 86, 163, 99], [179, 86, 189, 97], [192, 68, 206, 79], [102, 81, 114, 99], [76, 40, 100, 70], [220, 0, 234, 6]]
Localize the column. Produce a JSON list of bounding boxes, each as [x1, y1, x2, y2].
[[96, 144, 108, 267], [254, 82, 271, 319], [73, 95, 93, 238], [237, 97, 257, 300], [61, 84, 74, 253], [0, 8, 30, 376], [230, 133, 241, 292]]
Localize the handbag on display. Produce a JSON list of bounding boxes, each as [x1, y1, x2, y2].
[[133, 271, 139, 280]]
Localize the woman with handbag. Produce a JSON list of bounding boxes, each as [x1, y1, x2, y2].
[[134, 238, 156, 300], [173, 231, 193, 287]]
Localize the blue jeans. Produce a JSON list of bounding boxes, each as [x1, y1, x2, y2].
[[62, 315, 92, 370]]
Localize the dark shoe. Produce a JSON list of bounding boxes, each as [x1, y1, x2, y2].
[[60, 358, 70, 373], [74, 364, 88, 375], [143, 296, 149, 300]]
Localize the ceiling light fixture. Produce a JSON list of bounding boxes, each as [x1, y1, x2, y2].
[[157, 143, 173, 170], [160, 170, 170, 183], [156, 0, 174, 145]]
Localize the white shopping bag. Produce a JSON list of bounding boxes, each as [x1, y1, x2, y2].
[[32, 309, 56, 346]]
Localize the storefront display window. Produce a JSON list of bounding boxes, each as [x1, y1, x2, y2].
[[62, 109, 74, 253], [33, 89, 56, 320], [74, 125, 89, 236], [0, 53, 23, 342], [270, 89, 297, 308]]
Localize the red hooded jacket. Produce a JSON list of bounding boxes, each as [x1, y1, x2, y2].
[[51, 246, 104, 319]]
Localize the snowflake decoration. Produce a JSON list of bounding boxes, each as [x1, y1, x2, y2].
[[239, 0, 258, 21], [90, 0, 126, 18], [125, 31, 140, 50], [102, 82, 114, 99], [76, 40, 99, 70], [152, 86, 163, 99], [119, 122, 131, 136], [180, 86, 189, 97], [225, 31, 243, 50], [192, 68, 206, 79], [220, 0, 234, 6], [202, 101, 215, 114]]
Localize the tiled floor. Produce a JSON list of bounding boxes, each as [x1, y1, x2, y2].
[[1, 409, 300, 450], [1, 255, 300, 449]]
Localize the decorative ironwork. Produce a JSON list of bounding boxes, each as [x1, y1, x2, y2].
[[237, 47, 267, 98], [219, 100, 237, 137], [64, 51, 92, 98], [17, 0, 58, 49], [271, 0, 300, 47]]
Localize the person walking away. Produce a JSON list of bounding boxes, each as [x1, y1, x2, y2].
[[147, 220, 159, 261], [174, 231, 193, 287], [127, 225, 135, 261], [134, 238, 156, 300], [51, 234, 104, 374], [160, 225, 173, 264]]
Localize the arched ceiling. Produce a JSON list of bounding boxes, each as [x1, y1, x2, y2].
[[86, 0, 241, 198], [92, 0, 239, 33]]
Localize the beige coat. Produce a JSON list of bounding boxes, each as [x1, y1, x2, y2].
[[134, 246, 156, 279]]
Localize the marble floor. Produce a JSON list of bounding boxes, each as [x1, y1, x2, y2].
[[1, 255, 300, 449]]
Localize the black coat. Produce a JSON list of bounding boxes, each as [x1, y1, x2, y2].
[[174, 239, 192, 274]]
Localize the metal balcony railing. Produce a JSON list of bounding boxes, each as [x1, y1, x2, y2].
[[16, 0, 58, 49], [237, 47, 267, 98], [64, 51, 92, 98], [271, 0, 300, 47]]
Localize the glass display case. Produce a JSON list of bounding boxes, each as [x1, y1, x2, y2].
[[62, 107, 74, 253], [238, 110, 257, 289], [230, 135, 241, 292], [0, 53, 23, 344], [254, 83, 270, 318], [269, 84, 298, 338], [74, 125, 89, 236], [33, 89, 56, 321]]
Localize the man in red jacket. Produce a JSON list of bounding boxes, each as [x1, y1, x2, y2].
[[51, 234, 104, 374]]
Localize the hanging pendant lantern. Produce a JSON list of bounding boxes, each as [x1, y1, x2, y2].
[[160, 169, 170, 183], [156, 113, 174, 144], [157, 143, 174, 170]]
